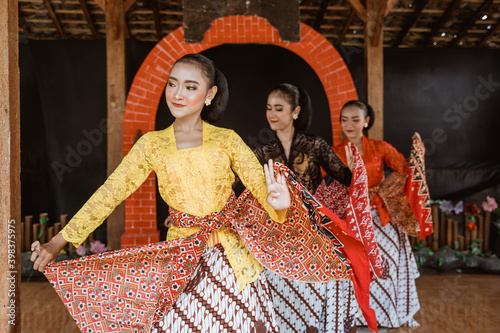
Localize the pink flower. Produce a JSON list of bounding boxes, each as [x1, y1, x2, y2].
[[482, 196, 498, 213], [90, 240, 107, 254], [76, 245, 87, 256]]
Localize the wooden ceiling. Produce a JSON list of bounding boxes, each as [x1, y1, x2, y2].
[[18, 0, 500, 49]]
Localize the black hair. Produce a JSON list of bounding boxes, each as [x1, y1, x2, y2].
[[173, 53, 229, 124], [269, 83, 313, 131], [340, 100, 375, 131]]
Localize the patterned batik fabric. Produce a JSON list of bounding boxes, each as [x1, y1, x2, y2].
[[371, 172, 420, 237], [265, 270, 359, 333], [404, 133, 433, 240], [152, 244, 278, 333], [315, 144, 383, 280], [353, 211, 420, 328], [44, 163, 376, 333]]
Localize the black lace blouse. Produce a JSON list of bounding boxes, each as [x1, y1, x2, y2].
[[254, 131, 352, 194]]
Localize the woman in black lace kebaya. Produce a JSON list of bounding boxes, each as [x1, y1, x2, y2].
[[255, 83, 360, 333]]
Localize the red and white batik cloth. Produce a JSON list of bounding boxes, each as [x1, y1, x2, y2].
[[43, 163, 378, 333], [353, 211, 420, 328], [152, 244, 278, 333], [263, 144, 380, 333], [265, 270, 358, 333]]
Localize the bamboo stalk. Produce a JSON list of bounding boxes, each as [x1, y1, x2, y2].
[[447, 218, 453, 248], [432, 205, 440, 251], [465, 228, 471, 249], [478, 215, 484, 252], [47, 226, 54, 242], [484, 211, 491, 252], [54, 222, 61, 235], [471, 229, 478, 245], [440, 212, 446, 248], [24, 215, 33, 252], [457, 235, 464, 251], [452, 220, 458, 250], [60, 214, 68, 229], [33, 224, 40, 243]]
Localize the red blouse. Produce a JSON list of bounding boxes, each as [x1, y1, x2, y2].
[[334, 136, 407, 188], [334, 136, 408, 225]]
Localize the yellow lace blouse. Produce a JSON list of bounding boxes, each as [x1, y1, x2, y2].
[[60, 121, 285, 289]]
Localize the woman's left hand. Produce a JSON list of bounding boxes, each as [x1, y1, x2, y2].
[[264, 159, 291, 211], [345, 143, 355, 172]]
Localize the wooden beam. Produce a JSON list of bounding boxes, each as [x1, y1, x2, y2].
[[1, 0, 21, 330], [365, 0, 388, 47], [424, 0, 461, 46], [105, 0, 126, 249], [338, 9, 356, 43], [42, 0, 66, 38], [18, 8, 32, 35], [96, 0, 135, 12], [151, 0, 162, 40], [125, 0, 135, 12], [450, 0, 493, 46], [364, 0, 385, 141], [346, 0, 367, 23], [313, 0, 330, 31], [479, 21, 500, 47], [393, 0, 429, 47], [384, 0, 399, 17], [79, 0, 99, 38]]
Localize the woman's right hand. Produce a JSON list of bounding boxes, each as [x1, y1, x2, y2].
[[30, 233, 68, 272]]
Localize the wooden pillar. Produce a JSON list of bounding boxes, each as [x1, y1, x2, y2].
[[105, 0, 126, 250], [0, 0, 21, 330], [364, 0, 387, 140]]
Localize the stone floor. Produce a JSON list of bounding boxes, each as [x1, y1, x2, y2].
[[21, 273, 500, 332]]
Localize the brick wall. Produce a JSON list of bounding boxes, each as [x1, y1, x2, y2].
[[121, 15, 358, 247]]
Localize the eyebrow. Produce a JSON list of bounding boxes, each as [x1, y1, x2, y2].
[[341, 115, 360, 118], [168, 76, 200, 85], [268, 104, 284, 107]]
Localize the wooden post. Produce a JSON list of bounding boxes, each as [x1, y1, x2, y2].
[[24, 216, 33, 252], [484, 212, 491, 252], [439, 212, 446, 248], [60, 214, 68, 229], [0, 0, 21, 329], [465, 228, 471, 249], [457, 235, 464, 251], [452, 220, 458, 250], [471, 229, 478, 246], [364, 0, 387, 140], [105, 0, 126, 250], [54, 222, 61, 235], [446, 218, 453, 248], [477, 215, 484, 252], [431, 205, 440, 250]]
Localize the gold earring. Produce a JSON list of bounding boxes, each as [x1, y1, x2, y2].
[[292, 114, 299, 120], [364, 123, 368, 128], [205, 99, 211, 106]]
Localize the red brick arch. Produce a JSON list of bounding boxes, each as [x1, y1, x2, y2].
[[121, 15, 358, 247]]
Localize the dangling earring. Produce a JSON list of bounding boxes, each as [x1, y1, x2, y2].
[[292, 114, 299, 120], [363, 123, 368, 128], [205, 99, 211, 106]]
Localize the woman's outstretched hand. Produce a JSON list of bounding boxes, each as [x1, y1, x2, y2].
[[30, 233, 67, 272], [264, 159, 291, 212], [345, 143, 355, 172]]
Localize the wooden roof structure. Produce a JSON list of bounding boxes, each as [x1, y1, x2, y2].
[[18, 0, 500, 49]]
